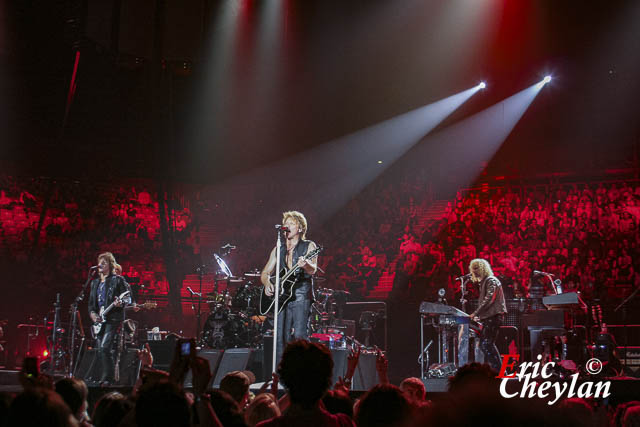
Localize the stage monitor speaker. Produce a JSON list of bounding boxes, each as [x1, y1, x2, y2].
[[423, 378, 449, 393], [184, 349, 224, 388], [330, 348, 348, 387], [117, 348, 142, 386], [212, 348, 252, 388], [75, 349, 99, 382], [262, 340, 350, 387], [147, 340, 176, 371], [352, 352, 379, 391]]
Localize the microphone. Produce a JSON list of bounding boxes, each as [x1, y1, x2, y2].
[[90, 266, 99, 270], [533, 270, 554, 276], [276, 226, 290, 233], [455, 274, 472, 281]]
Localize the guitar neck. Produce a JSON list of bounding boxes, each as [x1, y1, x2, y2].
[[102, 302, 116, 317]]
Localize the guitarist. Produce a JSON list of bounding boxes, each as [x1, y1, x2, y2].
[[88, 252, 132, 385], [261, 211, 318, 363], [468, 258, 507, 371]]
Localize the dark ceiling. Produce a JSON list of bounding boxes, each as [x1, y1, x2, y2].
[[2, 0, 639, 182]]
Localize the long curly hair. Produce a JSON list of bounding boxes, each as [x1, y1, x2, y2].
[[469, 258, 493, 282], [98, 252, 117, 275]]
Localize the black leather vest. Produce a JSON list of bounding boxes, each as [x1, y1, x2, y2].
[[279, 239, 314, 300]]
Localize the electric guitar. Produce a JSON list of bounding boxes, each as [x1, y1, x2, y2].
[[91, 291, 130, 338], [259, 246, 323, 315]]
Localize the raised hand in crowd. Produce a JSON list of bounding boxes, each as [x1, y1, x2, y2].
[[346, 346, 361, 379], [168, 340, 191, 385], [270, 372, 279, 397], [136, 342, 153, 368], [190, 356, 213, 397], [375, 349, 389, 384]]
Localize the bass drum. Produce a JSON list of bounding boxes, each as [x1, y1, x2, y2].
[[202, 310, 251, 349], [202, 308, 229, 349], [221, 314, 250, 348]]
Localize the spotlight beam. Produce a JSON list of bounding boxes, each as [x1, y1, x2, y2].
[[202, 85, 483, 224], [406, 80, 548, 196]]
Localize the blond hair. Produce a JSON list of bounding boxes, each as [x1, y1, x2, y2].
[[282, 211, 308, 239], [469, 258, 493, 282]]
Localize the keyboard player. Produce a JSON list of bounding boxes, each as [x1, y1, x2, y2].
[[469, 258, 508, 370]]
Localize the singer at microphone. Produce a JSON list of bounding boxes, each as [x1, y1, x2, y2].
[[87, 251, 133, 385], [263, 211, 317, 365]]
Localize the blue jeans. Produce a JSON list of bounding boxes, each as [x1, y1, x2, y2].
[[276, 299, 311, 364]]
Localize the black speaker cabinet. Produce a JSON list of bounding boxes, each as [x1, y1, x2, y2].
[[330, 348, 348, 387], [212, 348, 253, 388], [117, 349, 142, 386], [184, 349, 224, 388], [351, 352, 379, 391], [75, 349, 99, 382]]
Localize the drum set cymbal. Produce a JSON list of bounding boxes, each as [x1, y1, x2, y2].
[[214, 276, 245, 284], [244, 270, 261, 278]]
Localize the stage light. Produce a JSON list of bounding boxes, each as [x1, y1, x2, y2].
[[478, 82, 486, 89], [43, 350, 49, 357], [543, 75, 551, 84]]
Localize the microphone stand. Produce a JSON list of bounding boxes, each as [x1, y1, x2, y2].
[[68, 272, 93, 377], [49, 293, 61, 374], [272, 225, 284, 373], [194, 265, 207, 344], [459, 277, 469, 313], [614, 285, 640, 370]]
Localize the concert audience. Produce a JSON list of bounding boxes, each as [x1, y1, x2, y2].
[[244, 394, 281, 427], [4, 337, 640, 427], [388, 180, 640, 303], [354, 384, 412, 427], [54, 378, 91, 426], [256, 339, 354, 426], [91, 391, 133, 427]]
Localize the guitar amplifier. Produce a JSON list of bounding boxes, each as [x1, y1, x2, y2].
[[620, 346, 640, 372]]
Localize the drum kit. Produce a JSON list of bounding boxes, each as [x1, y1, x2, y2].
[[198, 255, 267, 349], [198, 248, 357, 351]]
